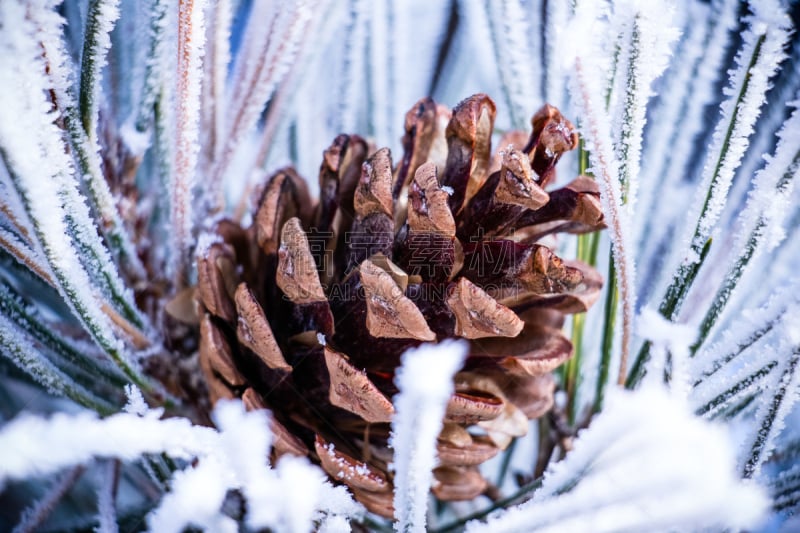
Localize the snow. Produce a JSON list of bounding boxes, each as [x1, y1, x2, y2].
[[149, 401, 363, 532], [466, 386, 769, 533], [390, 340, 467, 532], [0, 410, 210, 484], [119, 119, 152, 156], [147, 455, 238, 533]]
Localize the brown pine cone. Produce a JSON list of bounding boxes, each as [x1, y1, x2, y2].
[[195, 93, 605, 516]]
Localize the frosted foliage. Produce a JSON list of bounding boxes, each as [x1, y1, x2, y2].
[[637, 1, 707, 222], [0, 410, 210, 484], [390, 340, 467, 532], [638, 0, 737, 272], [29, 0, 147, 308], [690, 284, 799, 416], [336, 0, 369, 134], [0, 0, 144, 376], [609, 0, 679, 213], [466, 387, 769, 533], [0, 401, 361, 530], [0, 313, 111, 413], [733, 97, 800, 255], [684, 1, 790, 253], [739, 313, 800, 480], [11, 465, 86, 533], [215, 0, 314, 184], [486, 0, 540, 128]]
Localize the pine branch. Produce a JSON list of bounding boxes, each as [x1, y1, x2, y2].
[[36, 0, 149, 289], [0, 280, 128, 388], [692, 98, 800, 353], [743, 345, 800, 479], [655, 2, 790, 325], [695, 361, 776, 418], [0, 313, 116, 414]]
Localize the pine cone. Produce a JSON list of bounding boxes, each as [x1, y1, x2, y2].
[[195, 94, 604, 516]]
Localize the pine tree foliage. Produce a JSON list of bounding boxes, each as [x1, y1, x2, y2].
[[0, 0, 799, 531]]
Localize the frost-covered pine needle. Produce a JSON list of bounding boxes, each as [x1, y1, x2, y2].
[[0, 313, 114, 415], [569, 53, 637, 383], [608, 0, 679, 212], [95, 460, 120, 533], [209, 0, 314, 204], [201, 0, 232, 165], [78, 0, 121, 143], [741, 314, 800, 480], [695, 95, 800, 347], [170, 0, 207, 286], [10, 1, 149, 331], [390, 340, 467, 533]]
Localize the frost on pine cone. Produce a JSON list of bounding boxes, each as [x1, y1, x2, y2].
[[195, 94, 604, 516]]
